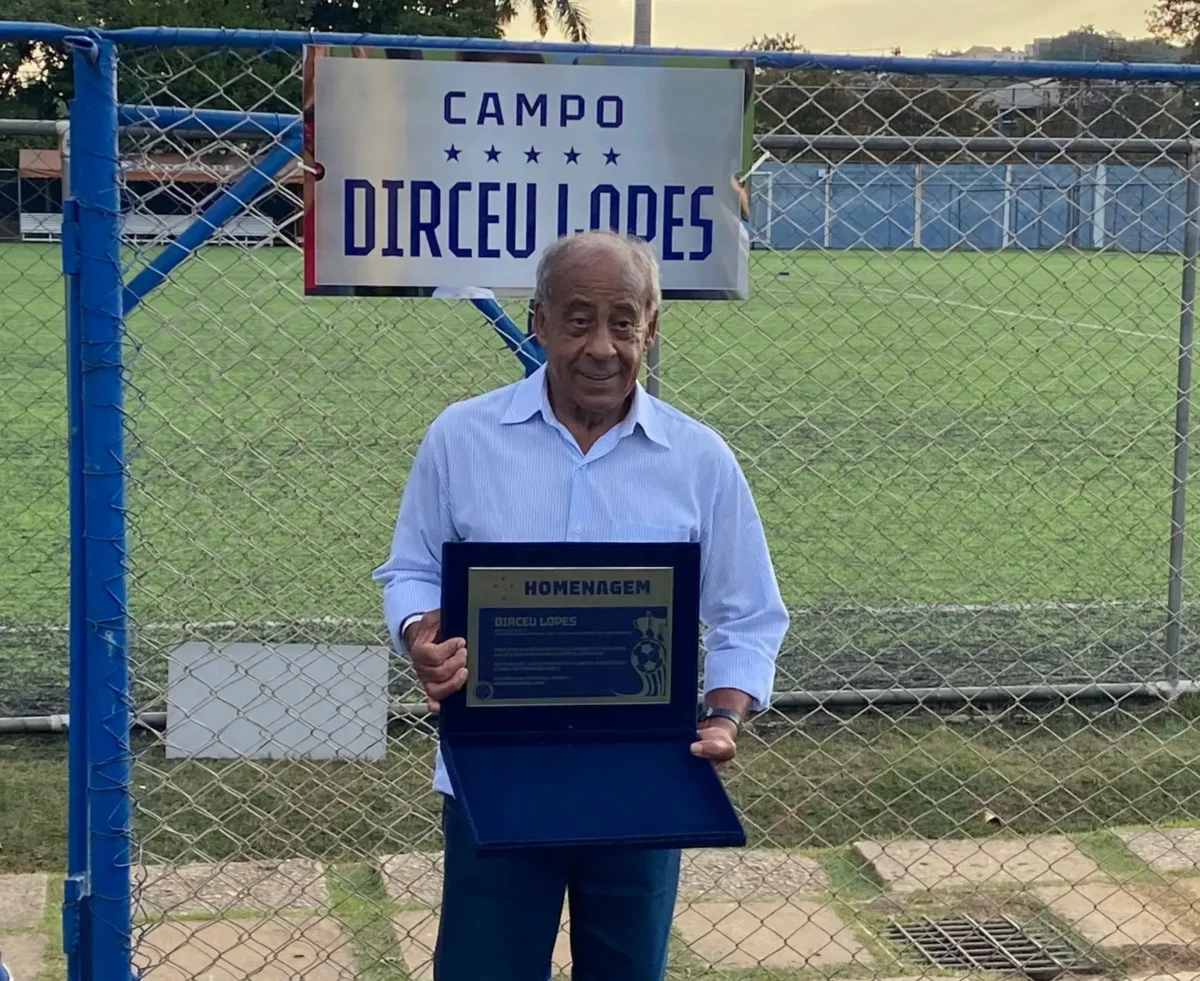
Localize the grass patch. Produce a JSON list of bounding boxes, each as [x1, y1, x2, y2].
[[814, 847, 885, 904], [328, 863, 412, 981], [3, 241, 1200, 976], [2, 244, 1198, 718], [133, 904, 331, 925], [731, 709, 1200, 849], [1074, 830, 1165, 884], [34, 876, 64, 981], [0, 736, 68, 873], [6, 707, 1200, 874]]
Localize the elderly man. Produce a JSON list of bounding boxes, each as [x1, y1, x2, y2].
[[373, 230, 788, 981]]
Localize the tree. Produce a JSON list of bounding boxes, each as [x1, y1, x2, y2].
[[745, 32, 993, 156], [497, 0, 589, 42], [1034, 25, 1120, 61], [1, 0, 589, 125], [746, 33, 805, 53], [1150, 0, 1200, 59]]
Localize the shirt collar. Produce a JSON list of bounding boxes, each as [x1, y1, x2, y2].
[[500, 364, 670, 448]]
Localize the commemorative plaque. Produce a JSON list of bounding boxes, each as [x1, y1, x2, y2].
[[438, 542, 746, 853], [466, 566, 674, 707]]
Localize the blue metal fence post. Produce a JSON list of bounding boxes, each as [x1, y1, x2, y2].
[[59, 126, 91, 981], [68, 32, 133, 981]]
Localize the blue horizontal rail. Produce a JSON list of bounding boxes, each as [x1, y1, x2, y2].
[[476, 300, 545, 374], [118, 104, 299, 138], [116, 114, 543, 371], [2, 19, 1200, 83], [0, 20, 82, 43], [122, 132, 302, 312]]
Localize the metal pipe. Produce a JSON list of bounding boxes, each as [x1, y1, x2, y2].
[[0, 21, 83, 43], [112, 111, 536, 364], [1, 680, 1191, 734], [68, 34, 132, 977], [0, 714, 71, 733], [59, 117, 90, 930], [632, 0, 660, 398], [0, 114, 273, 142], [122, 133, 302, 312], [0, 118, 66, 137], [1167, 145, 1200, 691], [0, 122, 1167, 164], [633, 0, 652, 47], [770, 681, 1200, 709], [0, 114, 272, 141], [759, 134, 1193, 158], [117, 104, 298, 139], [58, 122, 87, 981], [474, 299, 545, 374], [2, 20, 1200, 82], [0, 22, 1184, 83]]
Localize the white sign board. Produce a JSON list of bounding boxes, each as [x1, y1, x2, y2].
[[165, 642, 389, 761], [302, 47, 753, 299]]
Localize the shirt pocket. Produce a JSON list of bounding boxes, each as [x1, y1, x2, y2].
[[619, 521, 697, 543]]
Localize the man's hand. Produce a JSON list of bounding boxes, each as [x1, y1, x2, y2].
[[690, 688, 752, 765], [690, 717, 738, 765], [403, 609, 467, 715]]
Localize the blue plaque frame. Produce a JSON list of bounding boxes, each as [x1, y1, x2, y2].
[[438, 541, 747, 852]]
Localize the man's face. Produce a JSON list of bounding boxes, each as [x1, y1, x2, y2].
[[533, 244, 658, 417]]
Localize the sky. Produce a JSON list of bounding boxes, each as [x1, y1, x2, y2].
[[503, 0, 1156, 57]]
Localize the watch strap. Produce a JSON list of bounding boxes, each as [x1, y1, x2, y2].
[[698, 706, 743, 730]]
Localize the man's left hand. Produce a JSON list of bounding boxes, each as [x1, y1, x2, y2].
[[690, 718, 738, 765]]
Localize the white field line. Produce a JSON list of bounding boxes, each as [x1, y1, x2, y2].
[[809, 278, 1171, 342], [0, 599, 1173, 637]]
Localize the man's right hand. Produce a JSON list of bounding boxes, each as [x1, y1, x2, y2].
[[403, 608, 468, 714]]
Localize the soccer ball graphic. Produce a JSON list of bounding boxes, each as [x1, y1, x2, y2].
[[630, 637, 665, 674]]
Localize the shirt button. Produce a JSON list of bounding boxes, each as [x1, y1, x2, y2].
[[572, 525, 583, 535]]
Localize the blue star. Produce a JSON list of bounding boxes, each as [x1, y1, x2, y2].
[[603, 147, 620, 165], [564, 147, 581, 164], [444, 145, 461, 161], [485, 145, 501, 162], [525, 146, 541, 163]]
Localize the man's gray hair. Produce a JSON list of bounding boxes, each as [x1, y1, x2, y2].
[[533, 230, 662, 313]]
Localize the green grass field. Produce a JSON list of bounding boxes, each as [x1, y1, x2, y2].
[[6, 238, 1200, 884], [0, 240, 1194, 717]]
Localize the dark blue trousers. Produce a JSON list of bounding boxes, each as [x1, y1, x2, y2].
[[433, 793, 681, 981]]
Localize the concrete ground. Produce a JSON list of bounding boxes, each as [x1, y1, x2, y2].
[[8, 829, 1200, 979]]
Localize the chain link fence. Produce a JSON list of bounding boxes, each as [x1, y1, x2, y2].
[[5, 27, 1200, 981]]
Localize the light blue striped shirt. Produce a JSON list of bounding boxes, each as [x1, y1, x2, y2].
[[372, 364, 789, 794]]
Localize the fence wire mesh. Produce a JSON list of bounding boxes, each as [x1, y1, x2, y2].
[[0, 149, 70, 722], [6, 33, 1200, 981]]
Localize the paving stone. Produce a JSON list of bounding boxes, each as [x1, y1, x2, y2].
[[1038, 883, 1197, 949], [1129, 974, 1200, 981], [0, 933, 46, 981], [136, 859, 330, 916], [392, 909, 439, 981], [673, 900, 871, 970], [132, 914, 354, 981], [1168, 876, 1200, 911], [379, 852, 444, 907], [678, 849, 828, 902], [1117, 828, 1200, 873], [394, 909, 572, 980], [0, 875, 46, 929], [856, 836, 1103, 892], [379, 847, 826, 907]]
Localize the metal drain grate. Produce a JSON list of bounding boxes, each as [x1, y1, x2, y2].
[[884, 915, 1097, 980]]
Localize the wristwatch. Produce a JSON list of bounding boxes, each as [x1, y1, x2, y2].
[[697, 705, 743, 732]]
